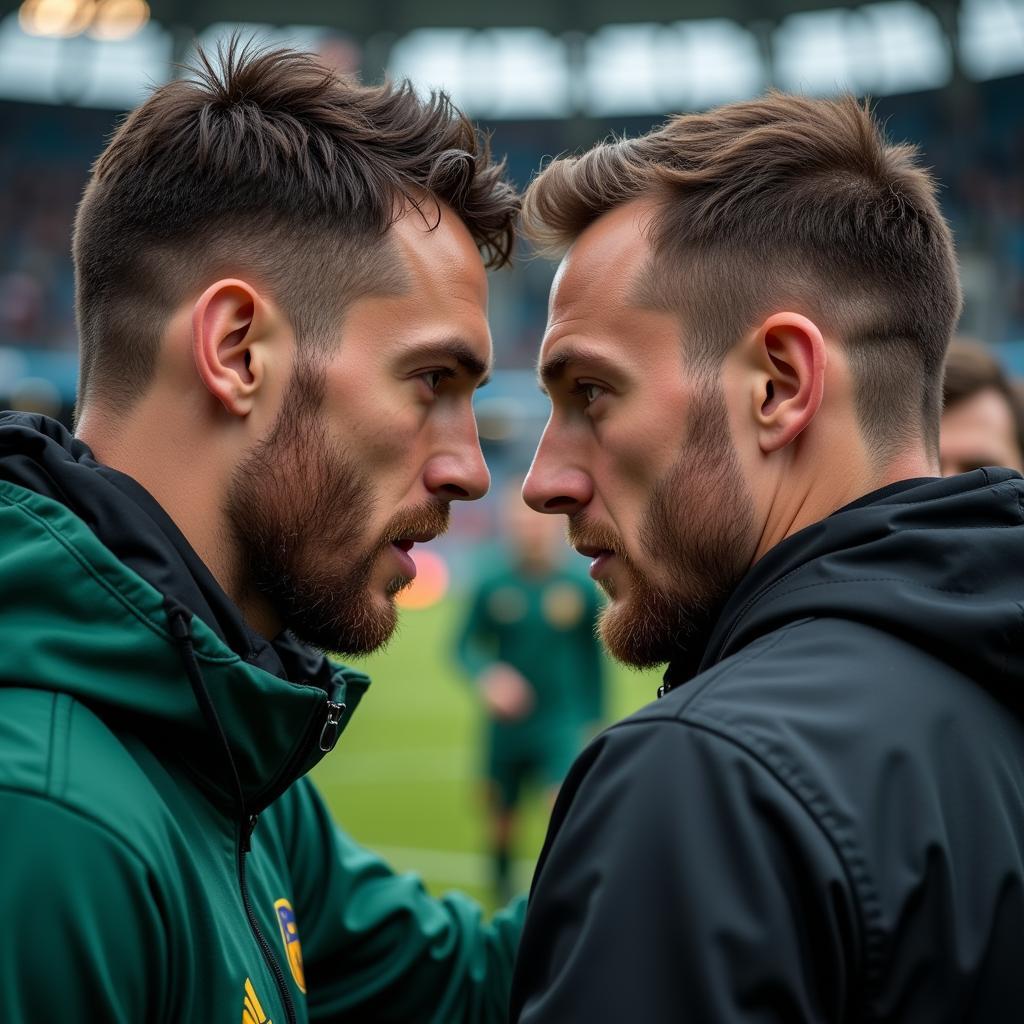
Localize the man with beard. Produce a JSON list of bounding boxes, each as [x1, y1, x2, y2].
[[0, 44, 523, 1022], [510, 94, 1024, 1022]]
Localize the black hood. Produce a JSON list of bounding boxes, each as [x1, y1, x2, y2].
[[0, 411, 333, 690], [664, 469, 1024, 715]]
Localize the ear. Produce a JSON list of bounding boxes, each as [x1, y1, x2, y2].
[[191, 279, 275, 417], [749, 312, 827, 454]]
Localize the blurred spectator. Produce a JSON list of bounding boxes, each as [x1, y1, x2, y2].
[[940, 337, 1024, 475], [455, 481, 605, 902]]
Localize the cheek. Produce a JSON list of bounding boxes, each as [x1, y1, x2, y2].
[[599, 417, 682, 517]]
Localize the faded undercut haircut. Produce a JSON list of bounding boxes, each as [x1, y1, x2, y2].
[[73, 40, 519, 414], [522, 93, 961, 457]]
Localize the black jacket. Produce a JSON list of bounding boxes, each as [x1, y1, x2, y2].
[[510, 471, 1024, 1023]]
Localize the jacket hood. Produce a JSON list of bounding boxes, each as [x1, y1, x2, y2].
[[0, 412, 369, 812], [665, 469, 1024, 716]]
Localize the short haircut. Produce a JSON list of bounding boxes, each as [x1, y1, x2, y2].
[[942, 338, 1024, 457], [522, 92, 962, 457], [74, 40, 519, 413]]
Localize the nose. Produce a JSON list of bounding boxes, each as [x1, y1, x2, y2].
[[424, 432, 491, 503], [522, 424, 593, 515]]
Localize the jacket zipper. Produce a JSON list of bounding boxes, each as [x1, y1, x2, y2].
[[235, 697, 344, 1024], [239, 813, 298, 1024], [168, 603, 344, 1024]]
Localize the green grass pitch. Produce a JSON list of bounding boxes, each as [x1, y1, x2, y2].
[[311, 595, 660, 912]]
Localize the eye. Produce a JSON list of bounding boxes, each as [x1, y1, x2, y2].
[[417, 368, 454, 393], [571, 381, 607, 405]]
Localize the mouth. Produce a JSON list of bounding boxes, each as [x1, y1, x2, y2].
[[572, 542, 617, 580], [573, 542, 613, 559], [391, 531, 438, 552]]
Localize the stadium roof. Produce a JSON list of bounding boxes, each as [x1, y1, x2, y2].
[[1, 0, 963, 38]]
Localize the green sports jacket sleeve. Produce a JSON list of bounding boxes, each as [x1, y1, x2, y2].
[[271, 778, 526, 1023], [0, 791, 170, 1023]]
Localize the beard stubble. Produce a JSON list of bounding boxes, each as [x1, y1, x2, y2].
[[224, 361, 448, 656], [571, 382, 755, 668]]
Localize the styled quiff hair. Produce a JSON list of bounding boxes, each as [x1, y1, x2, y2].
[[74, 41, 519, 412], [523, 92, 962, 456]]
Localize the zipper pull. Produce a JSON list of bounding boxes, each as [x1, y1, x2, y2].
[[319, 700, 346, 752], [241, 813, 259, 853]]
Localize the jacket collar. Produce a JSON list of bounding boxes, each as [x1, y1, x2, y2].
[[662, 470, 1024, 715], [0, 413, 370, 810]]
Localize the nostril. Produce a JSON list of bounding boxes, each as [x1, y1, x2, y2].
[[439, 484, 471, 499], [544, 495, 578, 512]]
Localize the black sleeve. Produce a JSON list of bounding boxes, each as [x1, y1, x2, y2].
[[510, 718, 862, 1023]]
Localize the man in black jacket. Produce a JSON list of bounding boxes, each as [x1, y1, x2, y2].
[[511, 94, 1024, 1021]]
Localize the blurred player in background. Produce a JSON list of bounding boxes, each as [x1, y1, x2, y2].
[[0, 42, 524, 1023], [456, 480, 604, 901], [940, 337, 1024, 475]]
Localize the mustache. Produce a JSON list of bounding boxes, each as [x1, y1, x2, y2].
[[567, 512, 621, 554], [379, 499, 451, 547]]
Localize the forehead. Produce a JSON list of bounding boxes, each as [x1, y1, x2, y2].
[[540, 197, 680, 370], [548, 198, 658, 326], [390, 199, 489, 309], [942, 388, 1017, 440], [335, 199, 492, 363]]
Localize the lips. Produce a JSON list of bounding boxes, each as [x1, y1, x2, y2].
[[392, 531, 438, 553], [573, 542, 613, 559]]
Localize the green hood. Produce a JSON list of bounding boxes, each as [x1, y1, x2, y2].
[[0, 480, 369, 810]]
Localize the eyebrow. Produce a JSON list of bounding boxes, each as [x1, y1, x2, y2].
[[537, 344, 620, 393], [404, 338, 492, 388]]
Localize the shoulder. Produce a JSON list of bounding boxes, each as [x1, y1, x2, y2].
[[0, 687, 182, 870]]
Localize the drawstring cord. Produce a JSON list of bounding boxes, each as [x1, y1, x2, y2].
[[166, 600, 249, 826]]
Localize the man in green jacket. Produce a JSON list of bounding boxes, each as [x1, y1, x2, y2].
[[456, 481, 604, 900], [0, 42, 522, 1023]]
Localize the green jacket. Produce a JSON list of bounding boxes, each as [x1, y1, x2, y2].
[[455, 556, 606, 733], [0, 472, 521, 1022]]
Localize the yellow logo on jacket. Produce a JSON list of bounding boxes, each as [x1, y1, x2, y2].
[[242, 977, 271, 1024], [274, 898, 307, 994]]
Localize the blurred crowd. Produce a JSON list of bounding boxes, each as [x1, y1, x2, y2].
[[0, 75, 1022, 369]]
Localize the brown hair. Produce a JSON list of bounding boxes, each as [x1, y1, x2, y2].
[[943, 338, 1024, 456], [74, 40, 518, 413], [523, 92, 961, 456]]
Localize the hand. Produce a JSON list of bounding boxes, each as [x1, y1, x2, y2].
[[479, 664, 535, 722]]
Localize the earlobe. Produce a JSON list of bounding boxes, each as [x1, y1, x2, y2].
[[191, 280, 266, 417], [753, 312, 827, 454]]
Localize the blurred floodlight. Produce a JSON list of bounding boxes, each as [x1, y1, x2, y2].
[[389, 28, 569, 117], [1, 8, 167, 105], [859, 2, 951, 94], [389, 29, 470, 101], [19, 0, 95, 37], [776, 2, 950, 96], [961, 0, 1024, 80], [192, 22, 328, 66], [76, 20, 169, 106], [583, 20, 765, 115], [88, 0, 149, 42], [775, 8, 869, 93], [585, 24, 660, 114]]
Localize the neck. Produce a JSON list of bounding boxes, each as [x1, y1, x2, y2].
[[752, 439, 937, 564], [77, 400, 284, 640]]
